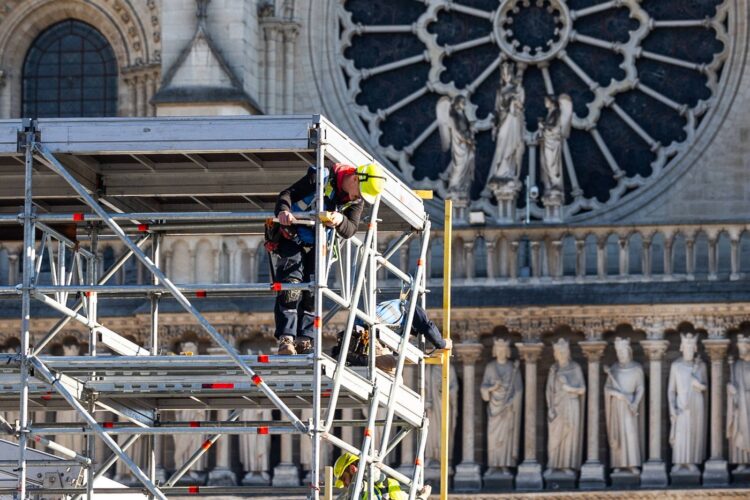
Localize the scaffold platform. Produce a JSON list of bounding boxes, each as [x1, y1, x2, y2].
[[0, 115, 452, 499]]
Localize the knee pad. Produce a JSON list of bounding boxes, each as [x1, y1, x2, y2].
[[279, 280, 302, 305]]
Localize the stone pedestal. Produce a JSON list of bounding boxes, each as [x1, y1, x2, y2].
[[482, 468, 514, 491], [516, 461, 543, 491], [543, 468, 577, 490], [242, 471, 271, 485], [452, 198, 469, 225], [579, 462, 607, 490], [542, 190, 563, 223], [424, 463, 452, 491], [489, 180, 520, 224], [272, 463, 300, 487], [703, 460, 730, 487], [641, 461, 668, 488], [611, 469, 640, 489], [670, 467, 701, 487], [453, 462, 483, 492]]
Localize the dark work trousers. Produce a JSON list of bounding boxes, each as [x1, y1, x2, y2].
[[274, 237, 315, 340]]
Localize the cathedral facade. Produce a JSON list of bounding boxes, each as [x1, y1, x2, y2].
[[1, 0, 750, 495]]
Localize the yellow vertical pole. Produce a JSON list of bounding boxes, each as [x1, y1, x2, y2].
[[324, 465, 333, 500], [440, 199, 452, 499]]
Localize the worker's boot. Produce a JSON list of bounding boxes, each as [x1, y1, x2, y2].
[[295, 336, 314, 355], [277, 336, 296, 355], [416, 485, 432, 500]]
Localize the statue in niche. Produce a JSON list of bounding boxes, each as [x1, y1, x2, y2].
[[425, 363, 458, 466], [239, 348, 272, 485], [538, 94, 573, 196], [436, 94, 476, 200], [727, 335, 750, 471], [604, 337, 645, 474], [487, 62, 526, 195], [480, 338, 522, 473], [546, 338, 585, 474], [668, 333, 707, 473], [173, 340, 207, 480]]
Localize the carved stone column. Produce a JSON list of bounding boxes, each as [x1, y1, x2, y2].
[[272, 431, 300, 486], [464, 242, 475, 281], [282, 26, 299, 113], [640, 339, 670, 488], [515, 342, 544, 490], [263, 25, 278, 114], [7, 251, 18, 285], [208, 409, 238, 485], [579, 340, 607, 489], [453, 343, 483, 492], [248, 247, 258, 283], [485, 240, 497, 280], [702, 337, 730, 486]]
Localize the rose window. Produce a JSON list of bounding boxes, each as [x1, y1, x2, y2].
[[339, 0, 732, 220]]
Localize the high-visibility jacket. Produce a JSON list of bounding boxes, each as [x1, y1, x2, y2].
[[337, 477, 407, 500]]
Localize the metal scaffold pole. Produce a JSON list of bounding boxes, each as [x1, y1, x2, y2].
[[15, 121, 35, 500]]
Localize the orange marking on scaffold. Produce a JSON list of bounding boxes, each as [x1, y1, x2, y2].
[[195, 290, 207, 298], [189, 421, 200, 428], [201, 440, 212, 450], [417, 258, 424, 266], [258, 426, 269, 435], [103, 422, 114, 429], [137, 224, 149, 232], [72, 213, 85, 221], [313, 316, 321, 329], [364, 428, 372, 437], [271, 282, 282, 292], [188, 486, 199, 494], [258, 354, 269, 363], [252, 375, 262, 386], [415, 458, 422, 466]]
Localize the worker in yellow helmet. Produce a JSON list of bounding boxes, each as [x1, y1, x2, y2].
[[332, 452, 431, 499], [270, 163, 385, 356]]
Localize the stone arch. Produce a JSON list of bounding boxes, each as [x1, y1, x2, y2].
[[194, 239, 215, 283], [0, 0, 161, 118], [170, 239, 191, 283]]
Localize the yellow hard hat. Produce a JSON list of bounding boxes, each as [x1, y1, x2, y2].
[[356, 163, 386, 204], [333, 452, 359, 488]]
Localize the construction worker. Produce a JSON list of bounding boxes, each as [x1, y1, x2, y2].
[[273, 163, 385, 355], [333, 452, 431, 499]]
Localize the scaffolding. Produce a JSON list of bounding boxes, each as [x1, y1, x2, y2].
[[0, 115, 450, 499]]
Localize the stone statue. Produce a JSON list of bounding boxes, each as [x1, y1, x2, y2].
[[668, 333, 707, 472], [173, 340, 207, 480], [487, 62, 525, 192], [425, 363, 458, 466], [437, 95, 476, 200], [727, 335, 750, 471], [546, 338, 585, 473], [480, 338, 522, 472], [538, 94, 573, 196], [604, 337, 645, 473]]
